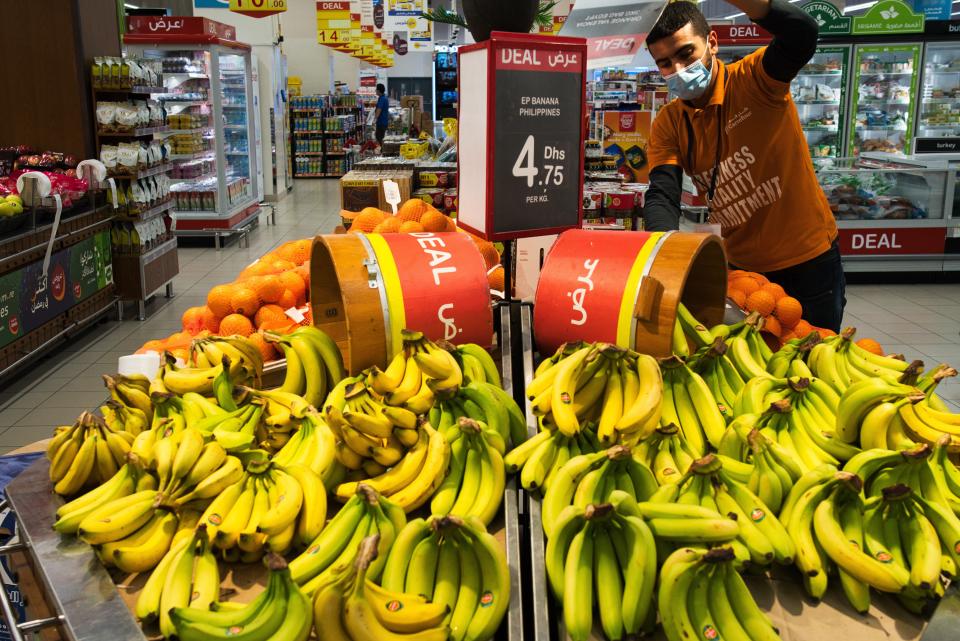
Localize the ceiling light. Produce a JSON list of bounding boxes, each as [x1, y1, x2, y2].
[[723, 11, 746, 18], [124, 2, 138, 7], [843, 1, 877, 12]]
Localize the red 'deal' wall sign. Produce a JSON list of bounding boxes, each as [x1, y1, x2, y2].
[[838, 227, 946, 255], [457, 32, 587, 242]]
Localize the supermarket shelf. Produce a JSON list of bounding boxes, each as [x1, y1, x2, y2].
[[165, 72, 208, 79], [97, 125, 170, 137], [295, 152, 324, 156], [859, 70, 913, 76], [292, 108, 324, 112], [161, 127, 212, 136], [170, 171, 217, 183], [295, 173, 341, 178], [225, 151, 250, 156], [223, 104, 246, 109], [133, 237, 178, 265], [795, 100, 841, 105], [928, 70, 960, 74], [918, 124, 960, 130], [324, 151, 347, 156], [169, 150, 214, 161], [163, 100, 209, 108], [110, 163, 171, 180], [294, 130, 325, 134], [224, 124, 246, 130], [859, 100, 910, 106], [921, 98, 960, 104], [796, 71, 843, 77], [115, 200, 175, 223], [857, 126, 909, 132], [324, 131, 349, 135], [94, 85, 165, 94], [802, 126, 839, 132]]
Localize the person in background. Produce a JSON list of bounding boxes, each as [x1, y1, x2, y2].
[[642, 0, 845, 332], [374, 83, 390, 149]]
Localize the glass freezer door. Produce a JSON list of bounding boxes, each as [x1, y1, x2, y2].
[[215, 50, 254, 214], [792, 46, 850, 160], [915, 42, 960, 154], [849, 44, 921, 156]]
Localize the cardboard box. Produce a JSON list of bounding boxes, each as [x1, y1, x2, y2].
[[419, 113, 435, 136], [400, 95, 424, 114], [340, 170, 413, 212]]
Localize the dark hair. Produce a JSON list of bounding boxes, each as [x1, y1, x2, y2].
[[646, 2, 711, 47], [376, 83, 386, 94]]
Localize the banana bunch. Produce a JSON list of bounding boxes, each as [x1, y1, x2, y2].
[[188, 334, 265, 387], [835, 376, 923, 446], [313, 534, 450, 641], [366, 329, 463, 417], [244, 385, 321, 452], [675, 301, 718, 353], [540, 445, 657, 538], [766, 331, 821, 378], [270, 410, 339, 486], [453, 343, 502, 387], [430, 380, 526, 451], [101, 399, 148, 435], [658, 546, 784, 641], [148, 426, 243, 507], [527, 341, 662, 444], [716, 417, 804, 514], [431, 418, 506, 526], [735, 378, 859, 469], [289, 484, 405, 594], [928, 438, 960, 516], [135, 525, 219, 638], [52, 459, 155, 534], [898, 394, 960, 452], [652, 454, 794, 566], [47, 412, 136, 496], [104, 373, 154, 424], [688, 338, 746, 422], [504, 427, 600, 494], [545, 500, 658, 640], [265, 325, 346, 409], [192, 456, 322, 561], [808, 327, 915, 394], [170, 553, 312, 641], [327, 377, 431, 475], [723, 313, 774, 381], [633, 424, 703, 485], [379, 514, 510, 641], [915, 364, 958, 412], [659, 356, 726, 453], [331, 414, 449, 512]]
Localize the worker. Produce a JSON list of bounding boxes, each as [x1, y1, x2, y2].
[[374, 83, 389, 149], [643, 0, 845, 332]]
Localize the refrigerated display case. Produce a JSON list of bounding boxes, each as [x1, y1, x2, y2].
[[849, 44, 922, 157], [915, 41, 960, 154], [124, 17, 261, 241], [792, 47, 851, 159], [815, 152, 958, 272]]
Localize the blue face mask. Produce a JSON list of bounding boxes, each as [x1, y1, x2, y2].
[[664, 50, 714, 101]]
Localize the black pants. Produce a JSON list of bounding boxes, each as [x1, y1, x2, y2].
[[375, 124, 386, 144], [761, 240, 846, 333]]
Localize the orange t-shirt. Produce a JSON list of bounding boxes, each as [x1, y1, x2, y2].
[[647, 48, 837, 273]]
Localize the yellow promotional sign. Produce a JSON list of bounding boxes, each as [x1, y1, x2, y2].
[[316, 1, 352, 49], [230, 0, 286, 18], [348, 13, 362, 53]]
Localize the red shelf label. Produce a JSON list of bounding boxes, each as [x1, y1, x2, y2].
[[838, 227, 946, 255]]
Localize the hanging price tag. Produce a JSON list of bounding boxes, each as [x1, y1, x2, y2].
[[382, 179, 401, 214], [230, 0, 287, 18]]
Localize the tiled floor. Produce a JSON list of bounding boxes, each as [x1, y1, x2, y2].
[[0, 179, 957, 451]]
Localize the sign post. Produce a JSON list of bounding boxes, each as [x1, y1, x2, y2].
[[229, 0, 287, 18], [457, 32, 587, 243]]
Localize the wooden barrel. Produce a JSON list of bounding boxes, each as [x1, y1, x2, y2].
[[310, 232, 494, 374], [533, 230, 727, 357]]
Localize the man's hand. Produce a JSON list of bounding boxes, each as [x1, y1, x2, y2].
[[726, 0, 772, 20]]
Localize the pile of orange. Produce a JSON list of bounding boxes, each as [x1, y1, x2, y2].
[[138, 238, 316, 362], [727, 270, 836, 346], [341, 199, 457, 235], [342, 199, 504, 295]]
